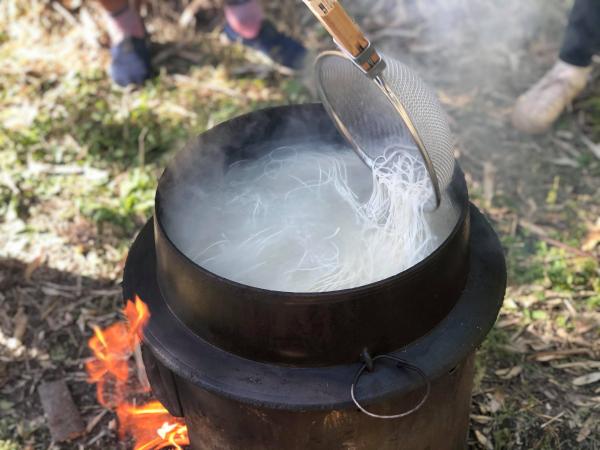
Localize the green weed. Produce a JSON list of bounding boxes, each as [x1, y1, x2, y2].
[[0, 440, 19, 450]]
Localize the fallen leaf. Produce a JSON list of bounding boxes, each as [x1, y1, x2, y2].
[[542, 389, 557, 400], [572, 372, 600, 387], [495, 317, 521, 328], [553, 361, 600, 371], [577, 416, 596, 442], [474, 429, 493, 450], [495, 366, 523, 380], [470, 414, 493, 424], [534, 348, 592, 362], [13, 307, 28, 341], [582, 221, 600, 252], [550, 157, 579, 168], [581, 134, 600, 160], [501, 341, 529, 354]]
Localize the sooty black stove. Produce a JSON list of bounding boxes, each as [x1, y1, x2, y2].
[[123, 104, 506, 450]]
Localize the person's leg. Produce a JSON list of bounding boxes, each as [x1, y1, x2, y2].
[[98, 0, 151, 87], [559, 0, 600, 67], [99, 0, 145, 44], [222, 0, 306, 70], [224, 0, 264, 39], [512, 0, 598, 134]]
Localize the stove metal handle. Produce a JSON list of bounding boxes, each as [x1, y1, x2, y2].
[[350, 354, 430, 419]]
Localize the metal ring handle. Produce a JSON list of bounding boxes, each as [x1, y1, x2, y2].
[[313, 50, 443, 209], [350, 355, 430, 419]]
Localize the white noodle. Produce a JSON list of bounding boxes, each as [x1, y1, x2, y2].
[[161, 144, 458, 292]]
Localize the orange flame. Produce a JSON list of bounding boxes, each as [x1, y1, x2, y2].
[[117, 401, 189, 450], [86, 295, 189, 449]]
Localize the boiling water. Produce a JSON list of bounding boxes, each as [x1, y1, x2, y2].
[[161, 144, 458, 292]]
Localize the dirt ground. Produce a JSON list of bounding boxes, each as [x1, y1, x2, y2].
[[0, 1, 599, 449]]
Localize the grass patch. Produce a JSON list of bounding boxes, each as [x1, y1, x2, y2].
[[0, 441, 20, 450], [0, 62, 311, 237], [503, 233, 598, 294], [474, 326, 521, 391]]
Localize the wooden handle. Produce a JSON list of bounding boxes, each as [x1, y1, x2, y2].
[[303, 0, 381, 70]]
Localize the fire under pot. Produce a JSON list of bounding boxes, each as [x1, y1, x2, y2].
[[123, 104, 506, 450]]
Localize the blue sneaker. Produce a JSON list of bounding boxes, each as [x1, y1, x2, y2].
[[110, 37, 152, 87], [223, 20, 307, 70]]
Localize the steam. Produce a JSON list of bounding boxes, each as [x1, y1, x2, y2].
[[369, 1, 559, 94], [160, 143, 458, 292]]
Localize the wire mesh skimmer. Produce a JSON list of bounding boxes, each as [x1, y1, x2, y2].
[[303, 0, 457, 209]]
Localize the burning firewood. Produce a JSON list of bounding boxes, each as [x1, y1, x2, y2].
[[85, 296, 189, 450]]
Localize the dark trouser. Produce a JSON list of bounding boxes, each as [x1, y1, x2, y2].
[[559, 0, 600, 67]]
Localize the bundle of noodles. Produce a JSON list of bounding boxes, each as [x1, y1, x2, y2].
[[162, 144, 457, 292]]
